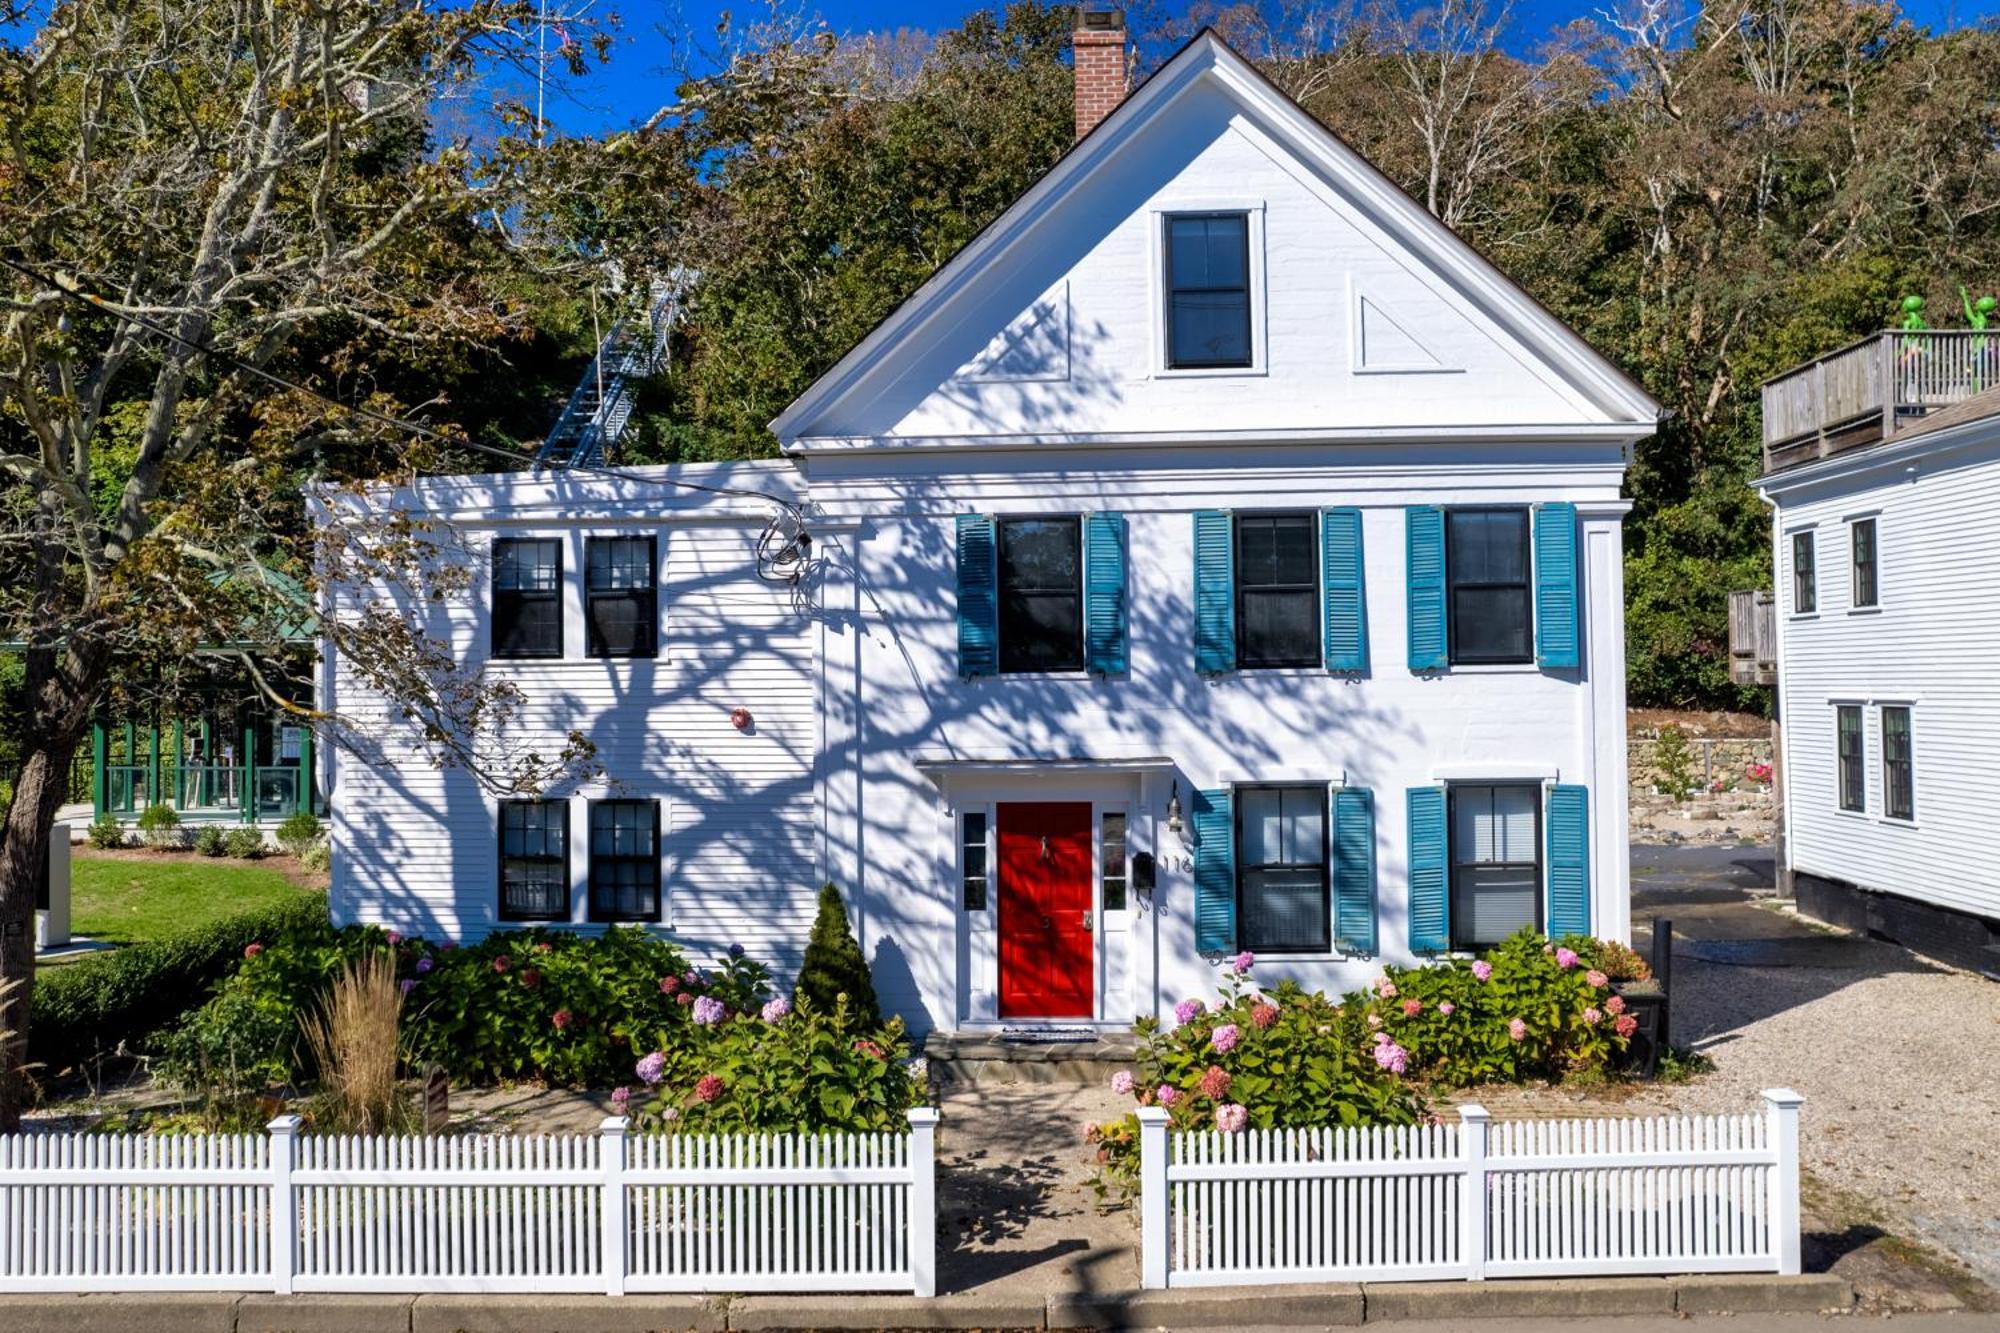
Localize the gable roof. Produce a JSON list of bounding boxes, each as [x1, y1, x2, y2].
[[769, 28, 1658, 446]]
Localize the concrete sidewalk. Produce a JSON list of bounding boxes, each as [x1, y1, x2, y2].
[[0, 1274, 1855, 1332]]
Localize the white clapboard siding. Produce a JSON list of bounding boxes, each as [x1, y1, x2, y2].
[[0, 1111, 939, 1297], [1137, 1092, 1803, 1289]]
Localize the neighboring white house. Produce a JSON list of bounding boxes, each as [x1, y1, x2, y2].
[[1756, 340, 2000, 978], [318, 19, 1660, 1033]]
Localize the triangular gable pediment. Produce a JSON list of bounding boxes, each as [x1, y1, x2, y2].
[[771, 32, 1656, 449]]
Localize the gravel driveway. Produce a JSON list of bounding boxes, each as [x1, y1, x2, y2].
[[1625, 846, 2000, 1294]]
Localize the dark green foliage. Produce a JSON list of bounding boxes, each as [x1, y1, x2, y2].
[[31, 891, 328, 1072], [794, 883, 880, 1028], [223, 828, 265, 860], [86, 816, 125, 850], [193, 825, 229, 857], [275, 812, 322, 856]]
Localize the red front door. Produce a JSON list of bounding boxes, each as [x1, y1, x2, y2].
[[998, 802, 1095, 1019]]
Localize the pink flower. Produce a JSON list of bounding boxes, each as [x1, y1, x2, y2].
[[1211, 1023, 1241, 1053], [1583, 1007, 1603, 1025], [660, 975, 680, 994], [551, 1009, 574, 1030], [1470, 960, 1493, 982], [1250, 1002, 1280, 1030], [853, 1039, 885, 1059], [1606, 995, 1627, 1016], [1232, 951, 1256, 974], [694, 1074, 724, 1103], [635, 1051, 667, 1085], [1198, 1065, 1232, 1100], [1215, 1103, 1249, 1134], [1438, 1002, 1456, 1016], [492, 955, 511, 974], [1366, 1012, 1382, 1029], [1508, 1018, 1527, 1042], [244, 943, 264, 959], [386, 931, 403, 946], [1174, 998, 1205, 1024], [1402, 998, 1422, 1017], [692, 996, 726, 1025], [1372, 1041, 1410, 1075], [1156, 1085, 1181, 1107], [760, 997, 791, 1023], [1374, 1030, 1390, 1045], [609, 1086, 630, 1109], [520, 968, 543, 990], [1555, 947, 1580, 969], [534, 941, 553, 954], [1615, 1014, 1639, 1039], [1110, 1070, 1135, 1096], [676, 992, 694, 1006], [1586, 970, 1609, 989], [1375, 976, 1398, 999]]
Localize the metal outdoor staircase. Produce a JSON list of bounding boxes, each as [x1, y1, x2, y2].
[[534, 278, 684, 470]]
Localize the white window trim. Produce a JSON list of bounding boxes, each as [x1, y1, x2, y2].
[[1150, 199, 1269, 379]]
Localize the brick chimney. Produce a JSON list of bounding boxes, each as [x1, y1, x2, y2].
[[1073, 9, 1128, 141]]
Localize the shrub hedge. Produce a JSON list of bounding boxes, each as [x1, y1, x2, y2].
[[31, 890, 328, 1072]]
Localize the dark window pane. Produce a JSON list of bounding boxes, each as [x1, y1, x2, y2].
[[1852, 520, 1877, 608], [588, 799, 658, 921], [1449, 785, 1540, 950], [500, 800, 567, 920], [586, 537, 656, 658], [1793, 531, 1816, 614], [1101, 812, 1127, 912], [1236, 513, 1318, 668], [1837, 706, 1864, 812], [1169, 293, 1251, 367], [962, 812, 988, 912], [1446, 510, 1531, 665], [998, 518, 1082, 672], [1237, 514, 1315, 586], [1240, 590, 1318, 666], [1882, 707, 1914, 820], [1165, 213, 1252, 369], [1235, 785, 1328, 953], [494, 539, 562, 659]]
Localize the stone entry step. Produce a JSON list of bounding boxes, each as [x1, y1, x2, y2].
[[923, 1029, 1139, 1085]]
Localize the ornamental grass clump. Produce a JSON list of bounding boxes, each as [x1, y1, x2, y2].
[[300, 952, 408, 1134]]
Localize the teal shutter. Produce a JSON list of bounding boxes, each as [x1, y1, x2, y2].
[[1332, 786, 1377, 955], [1084, 512, 1129, 675], [1192, 787, 1235, 954], [1321, 507, 1368, 673], [1534, 502, 1580, 670], [1193, 510, 1235, 674], [1545, 784, 1591, 936], [956, 514, 997, 678], [1406, 507, 1447, 672], [1406, 786, 1449, 952]]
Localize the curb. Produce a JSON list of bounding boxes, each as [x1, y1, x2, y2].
[[0, 1274, 1857, 1331]]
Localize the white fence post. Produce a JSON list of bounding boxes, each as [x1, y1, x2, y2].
[[1137, 1107, 1170, 1290], [1458, 1104, 1489, 1282], [600, 1115, 629, 1296], [906, 1107, 940, 1298], [267, 1114, 301, 1295], [1764, 1089, 1804, 1275]]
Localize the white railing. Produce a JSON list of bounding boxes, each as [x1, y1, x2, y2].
[[1137, 1091, 1802, 1289], [0, 1109, 939, 1296]]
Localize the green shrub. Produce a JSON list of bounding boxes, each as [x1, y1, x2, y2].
[[224, 827, 266, 859], [1653, 725, 1697, 802], [163, 925, 729, 1091], [193, 825, 229, 858], [275, 812, 322, 857], [795, 883, 879, 1027], [627, 992, 919, 1135], [136, 803, 182, 849], [86, 815, 125, 850], [299, 841, 331, 873], [31, 891, 328, 1073]]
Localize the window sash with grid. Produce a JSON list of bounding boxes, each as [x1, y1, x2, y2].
[[500, 800, 567, 921], [1101, 812, 1128, 912], [1882, 707, 1914, 821], [589, 800, 659, 922], [1449, 784, 1542, 950], [1851, 520, 1878, 609], [493, 539, 562, 659], [1792, 532, 1816, 614], [1164, 213, 1252, 370], [1446, 510, 1532, 665], [1235, 786, 1329, 954], [1836, 706, 1865, 812], [1235, 513, 1320, 668], [997, 517, 1083, 673], [962, 812, 989, 912], [586, 537, 657, 659]]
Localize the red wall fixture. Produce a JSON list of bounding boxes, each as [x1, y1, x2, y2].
[[730, 707, 753, 731]]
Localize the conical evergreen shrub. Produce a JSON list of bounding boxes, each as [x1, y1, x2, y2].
[[795, 882, 880, 1027]]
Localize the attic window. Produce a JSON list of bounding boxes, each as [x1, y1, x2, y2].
[[1164, 213, 1252, 369]]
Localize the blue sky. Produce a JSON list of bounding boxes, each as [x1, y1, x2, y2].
[[529, 0, 2000, 134]]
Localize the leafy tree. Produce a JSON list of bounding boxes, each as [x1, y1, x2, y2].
[[795, 883, 881, 1029]]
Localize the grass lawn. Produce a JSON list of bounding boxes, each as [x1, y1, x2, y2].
[[70, 849, 320, 947]]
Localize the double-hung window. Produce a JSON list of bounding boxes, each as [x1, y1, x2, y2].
[[1836, 705, 1865, 813], [997, 517, 1083, 673], [1851, 519, 1878, 609], [1235, 785, 1329, 954], [493, 539, 562, 659], [586, 536, 657, 658], [1235, 513, 1319, 667], [1882, 706, 1914, 821], [588, 800, 660, 922], [500, 800, 568, 921], [1792, 530, 1817, 614], [1447, 509, 1532, 664], [1164, 213, 1252, 369], [1449, 784, 1541, 949]]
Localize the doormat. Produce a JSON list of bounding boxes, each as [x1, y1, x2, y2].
[[997, 1025, 1098, 1044]]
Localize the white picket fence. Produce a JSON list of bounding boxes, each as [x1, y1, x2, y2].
[[0, 1109, 939, 1296], [1137, 1090, 1803, 1288]]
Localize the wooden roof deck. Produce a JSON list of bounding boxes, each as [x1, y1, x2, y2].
[[1761, 330, 1998, 475]]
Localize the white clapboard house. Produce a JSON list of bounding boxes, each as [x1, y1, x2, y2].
[[1756, 334, 2000, 977], [316, 17, 1659, 1033]]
